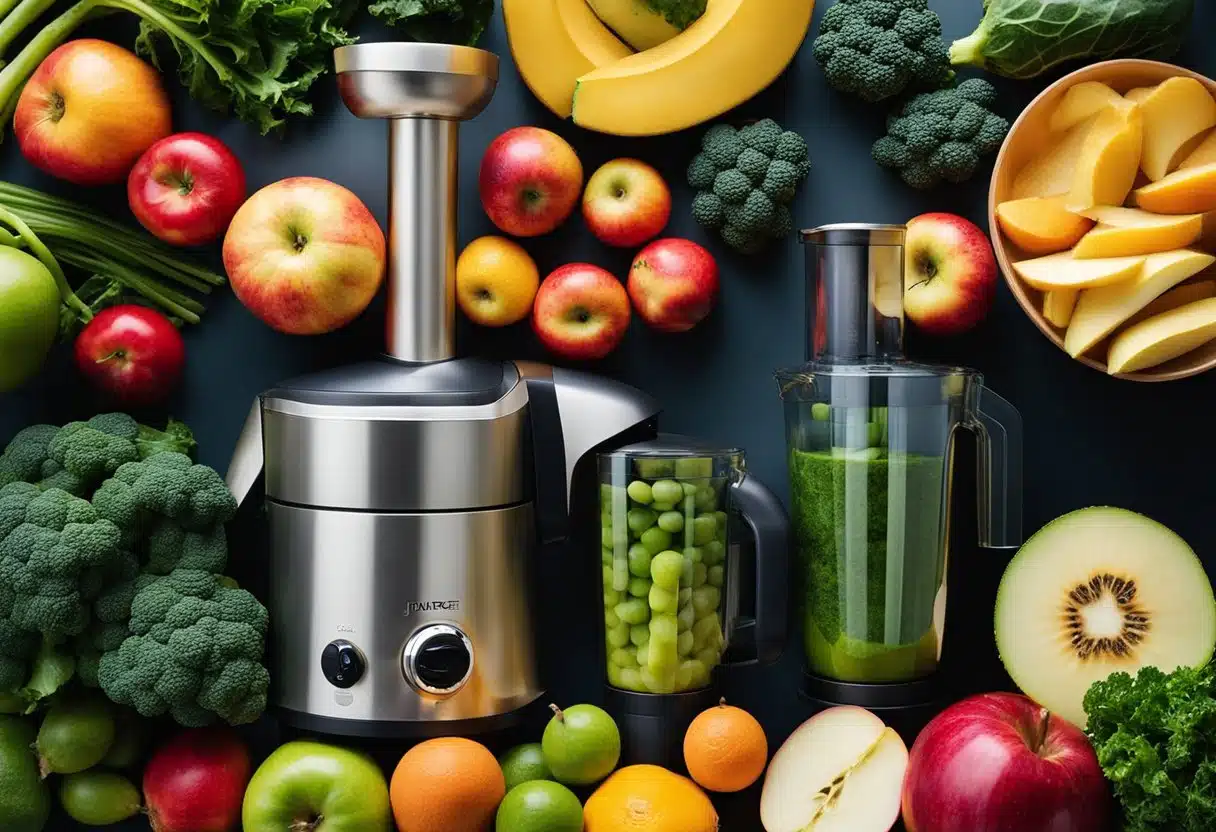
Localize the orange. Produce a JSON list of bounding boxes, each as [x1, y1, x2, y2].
[[683, 698, 768, 793], [456, 236, 541, 327], [389, 737, 505, 832], [583, 764, 718, 832]]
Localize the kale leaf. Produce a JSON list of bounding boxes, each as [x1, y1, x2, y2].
[[368, 0, 495, 46], [1084, 663, 1216, 831]]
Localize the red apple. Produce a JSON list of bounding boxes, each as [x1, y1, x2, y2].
[[480, 127, 583, 237], [532, 263, 630, 360], [903, 692, 1110, 832], [144, 728, 251, 832], [627, 238, 718, 333], [74, 305, 185, 407], [222, 176, 386, 335], [582, 158, 671, 247], [903, 212, 997, 336], [128, 133, 247, 247], [15, 39, 172, 186]]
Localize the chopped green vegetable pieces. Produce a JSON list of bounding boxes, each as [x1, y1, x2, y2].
[[368, 0, 495, 46]]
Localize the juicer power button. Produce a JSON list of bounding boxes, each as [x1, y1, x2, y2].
[[402, 624, 474, 697], [321, 640, 366, 689]]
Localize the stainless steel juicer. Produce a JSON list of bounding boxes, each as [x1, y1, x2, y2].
[[225, 43, 659, 737]]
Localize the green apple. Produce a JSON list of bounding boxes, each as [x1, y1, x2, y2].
[[496, 780, 583, 832], [498, 743, 553, 792], [242, 741, 392, 832], [0, 246, 60, 392], [541, 703, 621, 786]]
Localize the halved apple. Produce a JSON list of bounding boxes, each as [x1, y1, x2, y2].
[[1071, 207, 1203, 258], [1043, 289, 1079, 328], [1127, 77, 1216, 180], [760, 706, 907, 832], [1064, 248, 1215, 357], [1125, 279, 1216, 328], [996, 197, 1093, 255], [1049, 81, 1122, 133], [1132, 162, 1216, 214], [1013, 251, 1146, 291], [1108, 296, 1216, 373], [1012, 120, 1097, 200], [1066, 99, 1143, 211]]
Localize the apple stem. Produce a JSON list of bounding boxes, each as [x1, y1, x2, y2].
[[549, 703, 564, 722], [718, 697, 727, 708], [289, 817, 321, 832], [1034, 708, 1051, 755], [95, 350, 124, 365]]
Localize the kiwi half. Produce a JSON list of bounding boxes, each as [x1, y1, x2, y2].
[[995, 506, 1216, 729]]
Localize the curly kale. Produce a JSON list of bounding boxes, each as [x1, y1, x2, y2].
[[0, 483, 122, 638], [368, 0, 495, 46], [872, 78, 1009, 189], [813, 0, 953, 103], [688, 119, 811, 254], [98, 569, 269, 727]]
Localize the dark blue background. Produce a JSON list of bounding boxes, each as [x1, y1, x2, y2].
[[4, 1, 1215, 829]]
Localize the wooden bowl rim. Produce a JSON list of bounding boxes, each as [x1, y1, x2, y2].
[[988, 58, 1216, 383]]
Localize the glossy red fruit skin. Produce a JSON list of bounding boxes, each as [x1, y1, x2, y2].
[[627, 238, 719, 333], [143, 728, 251, 832], [128, 132, 247, 246], [902, 692, 1110, 832], [74, 305, 185, 407]]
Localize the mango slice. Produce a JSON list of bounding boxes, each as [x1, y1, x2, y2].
[[1050, 82, 1122, 133], [995, 197, 1093, 255], [1124, 279, 1216, 328], [1108, 297, 1216, 373], [1071, 207, 1203, 258], [1179, 130, 1216, 170], [1064, 249, 1215, 357], [1132, 162, 1216, 214], [1066, 100, 1143, 211], [1043, 290, 1079, 328], [1013, 251, 1146, 292], [1127, 78, 1216, 181], [1012, 120, 1096, 200]]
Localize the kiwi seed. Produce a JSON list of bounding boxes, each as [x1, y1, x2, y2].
[[1061, 572, 1151, 661]]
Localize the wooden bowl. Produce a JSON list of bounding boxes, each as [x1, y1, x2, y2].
[[989, 59, 1216, 382]]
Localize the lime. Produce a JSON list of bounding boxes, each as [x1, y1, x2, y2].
[[541, 703, 620, 786], [498, 743, 552, 792], [495, 781, 583, 832]]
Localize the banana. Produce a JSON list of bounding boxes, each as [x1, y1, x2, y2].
[[504, 0, 633, 119], [572, 0, 816, 136], [586, 0, 684, 51]]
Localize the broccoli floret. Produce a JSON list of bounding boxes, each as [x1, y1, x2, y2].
[[145, 521, 229, 576], [688, 119, 811, 254], [0, 425, 60, 487], [98, 569, 269, 727], [645, 0, 705, 29], [813, 0, 953, 103], [92, 453, 237, 548], [135, 419, 197, 460], [76, 559, 153, 688], [872, 78, 1009, 189], [0, 483, 123, 638], [0, 619, 34, 692], [41, 414, 141, 497]]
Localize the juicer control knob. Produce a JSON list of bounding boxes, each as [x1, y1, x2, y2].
[[321, 640, 365, 689], [402, 624, 473, 697]]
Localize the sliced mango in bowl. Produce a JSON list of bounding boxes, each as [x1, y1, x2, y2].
[[1108, 296, 1216, 373]]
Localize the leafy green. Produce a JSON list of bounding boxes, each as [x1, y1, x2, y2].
[[950, 0, 1195, 80], [368, 0, 495, 46], [1084, 663, 1216, 831]]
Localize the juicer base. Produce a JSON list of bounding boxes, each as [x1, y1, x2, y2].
[[605, 685, 719, 771], [275, 704, 524, 739], [800, 671, 940, 748]]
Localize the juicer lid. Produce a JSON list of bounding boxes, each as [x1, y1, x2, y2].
[[602, 433, 742, 461], [799, 223, 905, 247], [262, 357, 519, 408]]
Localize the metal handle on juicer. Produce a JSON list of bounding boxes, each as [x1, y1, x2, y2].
[[728, 475, 789, 666], [968, 388, 1024, 549]]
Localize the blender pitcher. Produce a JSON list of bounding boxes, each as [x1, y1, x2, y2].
[[597, 436, 788, 768], [776, 224, 1023, 717]]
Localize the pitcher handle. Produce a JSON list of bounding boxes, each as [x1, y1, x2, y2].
[[730, 475, 790, 665], [970, 388, 1024, 550]]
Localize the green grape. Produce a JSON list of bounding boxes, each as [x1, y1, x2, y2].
[[675, 661, 694, 690], [601, 547, 613, 566], [811, 402, 831, 421], [682, 482, 698, 497], [602, 565, 614, 589], [675, 457, 712, 479], [649, 584, 678, 615], [702, 540, 725, 566], [639, 527, 673, 556], [634, 458, 674, 478], [691, 516, 717, 545], [682, 658, 710, 688], [618, 667, 645, 692], [695, 648, 720, 669], [615, 598, 650, 625], [651, 501, 675, 512], [607, 622, 630, 648], [650, 550, 684, 588], [611, 647, 637, 667], [630, 624, 650, 647], [683, 546, 703, 564], [682, 559, 694, 588], [627, 508, 657, 535], [708, 565, 724, 588], [692, 613, 721, 647], [601, 510, 612, 528], [692, 563, 708, 588], [650, 612, 678, 643], [628, 577, 652, 598], [647, 637, 677, 675], [641, 667, 676, 694], [650, 480, 684, 505], [679, 587, 693, 606], [636, 643, 649, 666], [677, 630, 694, 657], [693, 586, 721, 616], [713, 510, 728, 532], [657, 511, 684, 533], [604, 589, 622, 607], [601, 527, 614, 549], [607, 663, 624, 688], [626, 480, 653, 504], [627, 544, 653, 578], [605, 610, 620, 629], [677, 603, 696, 632]]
